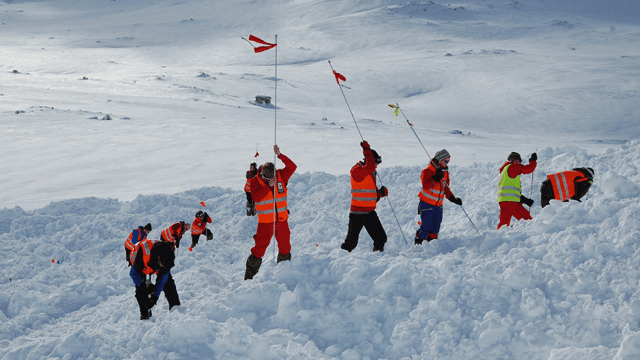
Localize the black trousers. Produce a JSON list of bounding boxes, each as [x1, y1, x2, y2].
[[341, 211, 387, 252], [135, 274, 180, 317]]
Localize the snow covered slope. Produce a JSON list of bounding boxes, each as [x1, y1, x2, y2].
[[1, 0, 640, 359], [2, 142, 640, 359], [1, 0, 639, 209]]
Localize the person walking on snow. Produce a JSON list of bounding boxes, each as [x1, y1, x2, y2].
[[190, 211, 213, 250], [497, 152, 537, 229], [540, 167, 594, 208], [414, 149, 463, 245], [130, 240, 179, 320], [124, 223, 152, 266], [245, 162, 258, 216], [160, 221, 191, 250], [244, 145, 297, 280], [341, 141, 389, 253]]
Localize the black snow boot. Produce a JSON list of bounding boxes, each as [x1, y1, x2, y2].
[[244, 254, 262, 280], [277, 253, 291, 263], [414, 231, 424, 245], [373, 246, 384, 252]]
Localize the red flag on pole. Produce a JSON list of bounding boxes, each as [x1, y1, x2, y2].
[[333, 70, 346, 85], [200, 201, 206, 207], [248, 35, 277, 53]]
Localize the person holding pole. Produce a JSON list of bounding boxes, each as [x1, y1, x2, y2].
[[497, 152, 537, 229], [244, 145, 296, 280], [341, 141, 389, 253], [414, 149, 463, 245]]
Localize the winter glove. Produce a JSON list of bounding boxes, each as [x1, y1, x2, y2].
[[360, 141, 370, 150], [146, 293, 158, 309], [203, 212, 209, 221], [520, 195, 534, 207], [448, 195, 462, 206], [432, 168, 444, 182], [377, 186, 388, 198], [529, 152, 537, 162]]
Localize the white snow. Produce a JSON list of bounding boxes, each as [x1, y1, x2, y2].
[[1, 0, 640, 359]]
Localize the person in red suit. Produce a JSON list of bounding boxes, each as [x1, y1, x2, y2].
[[244, 145, 297, 280]]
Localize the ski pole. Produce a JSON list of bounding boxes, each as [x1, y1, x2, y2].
[[392, 103, 482, 236], [328, 61, 407, 244]]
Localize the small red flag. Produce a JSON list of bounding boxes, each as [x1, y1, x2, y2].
[[200, 201, 206, 207], [254, 151, 259, 158], [248, 35, 277, 53], [333, 70, 346, 85]]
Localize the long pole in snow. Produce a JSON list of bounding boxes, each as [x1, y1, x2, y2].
[[392, 103, 482, 236], [328, 61, 407, 245], [271, 35, 278, 262]]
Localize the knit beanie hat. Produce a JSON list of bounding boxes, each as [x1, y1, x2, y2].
[[434, 149, 450, 162], [143, 223, 152, 232], [150, 242, 175, 270], [507, 152, 522, 162]]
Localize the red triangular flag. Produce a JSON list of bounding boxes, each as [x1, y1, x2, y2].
[[333, 70, 346, 85], [200, 201, 206, 207], [255, 151, 259, 158], [249, 35, 277, 53]]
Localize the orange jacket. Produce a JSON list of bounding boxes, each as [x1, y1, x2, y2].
[[548, 170, 588, 201], [191, 214, 212, 236], [418, 162, 452, 206], [254, 170, 289, 223], [161, 222, 185, 244], [124, 226, 147, 252], [130, 239, 161, 275]]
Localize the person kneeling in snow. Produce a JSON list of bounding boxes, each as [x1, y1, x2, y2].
[[414, 149, 463, 245], [129, 240, 179, 320], [244, 145, 296, 280], [190, 210, 213, 250], [497, 152, 537, 229], [160, 221, 191, 251], [341, 141, 388, 253], [540, 167, 594, 208]]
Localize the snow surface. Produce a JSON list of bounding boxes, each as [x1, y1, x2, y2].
[[1, 0, 640, 359]]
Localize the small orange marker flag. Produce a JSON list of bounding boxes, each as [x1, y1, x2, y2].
[[189, 247, 193, 252], [52, 259, 55, 263], [200, 201, 206, 207]]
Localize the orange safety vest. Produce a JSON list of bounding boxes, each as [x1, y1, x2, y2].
[[124, 228, 146, 252], [191, 218, 207, 236], [161, 223, 183, 244], [350, 172, 377, 212], [418, 164, 449, 207], [244, 179, 251, 192], [254, 171, 289, 223], [548, 170, 584, 201], [130, 239, 161, 275]]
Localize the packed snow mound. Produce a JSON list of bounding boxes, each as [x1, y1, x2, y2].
[[2, 141, 640, 359]]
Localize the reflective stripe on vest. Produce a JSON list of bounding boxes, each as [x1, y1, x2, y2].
[[124, 228, 145, 252], [244, 179, 251, 192], [161, 223, 181, 243], [191, 219, 206, 236], [131, 239, 160, 275], [255, 171, 289, 223], [548, 171, 581, 201], [418, 164, 448, 207], [351, 172, 377, 209], [498, 164, 521, 202]]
